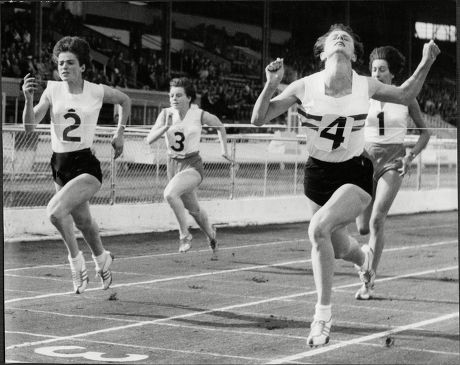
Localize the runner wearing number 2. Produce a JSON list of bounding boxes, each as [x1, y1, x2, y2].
[[146, 77, 232, 259], [251, 24, 439, 347], [354, 46, 431, 300], [22, 36, 131, 294]]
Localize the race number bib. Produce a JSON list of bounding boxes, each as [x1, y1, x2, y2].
[[166, 126, 186, 154], [313, 114, 354, 152], [55, 107, 83, 143]]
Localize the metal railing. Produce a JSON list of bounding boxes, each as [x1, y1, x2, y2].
[[2, 125, 457, 208]]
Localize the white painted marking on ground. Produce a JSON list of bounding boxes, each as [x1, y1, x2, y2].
[[5, 240, 458, 304], [4, 273, 69, 282], [5, 239, 456, 304], [5, 236, 456, 273], [4, 238, 306, 272], [6, 265, 457, 350], [266, 312, 459, 364], [34, 345, 149, 362], [4, 258, 311, 304]]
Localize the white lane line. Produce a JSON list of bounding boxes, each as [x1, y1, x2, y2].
[[4, 273, 69, 283], [4, 238, 306, 272], [5, 239, 457, 304], [266, 312, 459, 364], [5, 332, 266, 362], [6, 331, 59, 339], [4, 258, 311, 304], [76, 338, 267, 362], [6, 265, 457, 350], [5, 234, 457, 273]]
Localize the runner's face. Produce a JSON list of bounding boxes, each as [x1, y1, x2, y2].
[[324, 30, 355, 60], [371, 59, 393, 85], [169, 86, 191, 110], [57, 52, 83, 82]]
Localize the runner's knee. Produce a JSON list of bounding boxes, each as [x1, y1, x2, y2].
[[74, 214, 93, 232], [46, 201, 65, 226], [308, 215, 331, 247], [188, 208, 200, 219]]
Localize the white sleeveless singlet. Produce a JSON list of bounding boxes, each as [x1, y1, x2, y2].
[[298, 70, 370, 162], [43, 80, 104, 153], [365, 99, 409, 144], [164, 106, 204, 158]]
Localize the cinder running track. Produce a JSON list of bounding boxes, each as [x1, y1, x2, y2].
[[4, 211, 459, 364]]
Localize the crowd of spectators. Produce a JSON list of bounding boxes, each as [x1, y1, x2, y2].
[[1, 5, 456, 127], [418, 82, 457, 126]]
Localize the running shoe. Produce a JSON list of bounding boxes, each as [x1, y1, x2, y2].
[[354, 244, 374, 279], [69, 251, 89, 294], [307, 317, 332, 347], [94, 251, 114, 290], [179, 234, 193, 253], [355, 270, 375, 300], [208, 227, 218, 260]]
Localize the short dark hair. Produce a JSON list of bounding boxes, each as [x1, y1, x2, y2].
[[169, 77, 196, 104], [53, 36, 91, 74], [313, 23, 364, 68], [369, 46, 405, 77]]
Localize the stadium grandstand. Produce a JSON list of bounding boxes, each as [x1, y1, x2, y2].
[[1, 1, 457, 133], [1, 0, 457, 224]]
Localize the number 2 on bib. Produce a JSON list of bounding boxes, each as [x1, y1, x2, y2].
[[62, 109, 82, 142], [314, 114, 353, 152]]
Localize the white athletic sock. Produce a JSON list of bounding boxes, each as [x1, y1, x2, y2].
[[92, 250, 108, 270], [69, 251, 84, 270], [314, 304, 332, 322]]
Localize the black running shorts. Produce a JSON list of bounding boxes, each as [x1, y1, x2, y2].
[[50, 148, 103, 186], [303, 154, 373, 206]]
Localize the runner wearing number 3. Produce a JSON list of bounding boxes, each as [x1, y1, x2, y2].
[[146, 77, 231, 259], [251, 24, 439, 347], [354, 46, 431, 300], [22, 36, 131, 294]]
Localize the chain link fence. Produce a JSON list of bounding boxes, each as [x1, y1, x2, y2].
[[2, 125, 457, 208]]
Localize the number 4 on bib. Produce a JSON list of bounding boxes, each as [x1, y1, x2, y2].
[[314, 115, 354, 152]]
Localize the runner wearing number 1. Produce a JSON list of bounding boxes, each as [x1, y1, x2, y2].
[[22, 36, 131, 294], [251, 24, 440, 347], [146, 77, 232, 259], [355, 46, 431, 300]]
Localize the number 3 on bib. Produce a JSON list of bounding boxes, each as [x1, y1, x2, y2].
[[314, 114, 354, 152]]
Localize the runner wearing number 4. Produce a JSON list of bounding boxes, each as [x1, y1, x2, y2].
[[22, 36, 131, 294], [146, 77, 232, 259], [355, 46, 431, 300], [251, 24, 439, 347]]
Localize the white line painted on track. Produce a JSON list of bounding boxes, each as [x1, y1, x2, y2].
[[266, 312, 459, 364], [7, 333, 267, 362], [4, 238, 306, 272], [6, 331, 60, 340], [5, 235, 457, 273], [4, 258, 311, 304], [5, 238, 457, 304], [4, 273, 69, 283], [5, 239, 457, 304], [6, 265, 457, 350]]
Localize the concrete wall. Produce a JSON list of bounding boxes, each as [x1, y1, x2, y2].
[[4, 188, 457, 242]]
